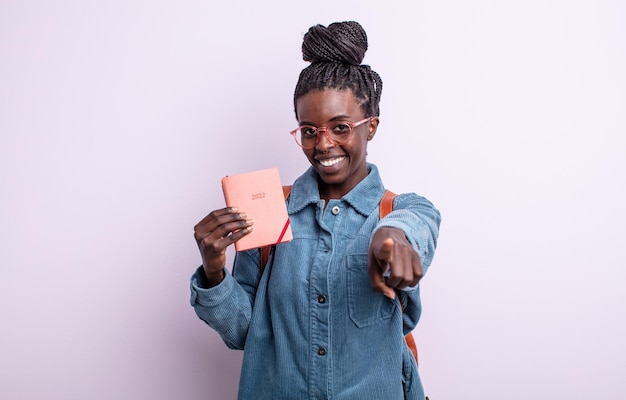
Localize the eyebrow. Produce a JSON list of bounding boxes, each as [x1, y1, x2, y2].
[[299, 115, 353, 126]]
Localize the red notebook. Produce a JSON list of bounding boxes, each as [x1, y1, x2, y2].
[[221, 168, 293, 252]]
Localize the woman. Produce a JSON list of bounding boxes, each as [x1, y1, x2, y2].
[[190, 21, 441, 400]]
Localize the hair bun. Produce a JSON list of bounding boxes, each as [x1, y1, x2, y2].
[[301, 21, 368, 66]]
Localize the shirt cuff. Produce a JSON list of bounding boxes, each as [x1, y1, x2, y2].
[[189, 266, 235, 307]]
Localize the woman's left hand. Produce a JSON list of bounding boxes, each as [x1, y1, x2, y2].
[[368, 227, 423, 299]]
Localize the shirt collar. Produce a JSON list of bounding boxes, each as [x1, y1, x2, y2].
[[287, 163, 386, 217]]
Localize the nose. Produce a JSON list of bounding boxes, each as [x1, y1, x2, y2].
[[315, 127, 335, 152]]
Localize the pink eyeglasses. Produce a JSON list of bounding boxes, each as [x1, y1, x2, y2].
[[290, 117, 371, 149]]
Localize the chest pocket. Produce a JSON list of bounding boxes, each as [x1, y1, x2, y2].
[[346, 253, 395, 327]]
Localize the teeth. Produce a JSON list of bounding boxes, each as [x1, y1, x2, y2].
[[319, 157, 345, 167]]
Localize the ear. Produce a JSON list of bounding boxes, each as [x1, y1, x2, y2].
[[366, 117, 379, 141]]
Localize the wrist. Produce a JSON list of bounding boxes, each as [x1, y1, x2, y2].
[[202, 268, 225, 287]]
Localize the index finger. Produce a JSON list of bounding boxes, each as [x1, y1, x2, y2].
[[369, 238, 397, 300], [196, 207, 240, 227]]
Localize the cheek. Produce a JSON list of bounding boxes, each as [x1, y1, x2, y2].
[[349, 139, 368, 156]]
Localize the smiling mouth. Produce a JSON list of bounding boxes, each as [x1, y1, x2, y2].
[[318, 156, 346, 167]]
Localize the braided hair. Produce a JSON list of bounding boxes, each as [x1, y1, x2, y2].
[[294, 21, 383, 118]]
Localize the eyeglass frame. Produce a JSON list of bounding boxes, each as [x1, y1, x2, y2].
[[290, 117, 372, 149]]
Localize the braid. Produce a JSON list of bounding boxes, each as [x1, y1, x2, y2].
[[294, 21, 383, 118]]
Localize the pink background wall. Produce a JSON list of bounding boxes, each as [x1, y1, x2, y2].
[[2, 1, 625, 399]]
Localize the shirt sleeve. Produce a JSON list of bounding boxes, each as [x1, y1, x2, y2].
[[373, 192, 441, 274], [371, 192, 441, 332], [189, 249, 261, 349]]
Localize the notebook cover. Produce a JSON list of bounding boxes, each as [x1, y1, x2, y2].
[[221, 168, 293, 252]]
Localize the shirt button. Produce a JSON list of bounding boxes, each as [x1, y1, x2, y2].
[[331, 206, 340, 215], [317, 347, 327, 356], [317, 294, 327, 304]]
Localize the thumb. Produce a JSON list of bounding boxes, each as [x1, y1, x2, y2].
[[376, 238, 395, 267]]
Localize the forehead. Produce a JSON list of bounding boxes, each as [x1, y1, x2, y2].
[[296, 89, 363, 122]]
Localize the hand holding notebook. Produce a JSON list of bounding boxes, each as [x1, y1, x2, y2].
[[221, 168, 293, 252]]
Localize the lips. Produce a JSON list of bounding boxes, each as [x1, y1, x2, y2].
[[318, 156, 346, 167]]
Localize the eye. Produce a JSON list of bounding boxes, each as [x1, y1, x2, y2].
[[301, 126, 317, 138], [332, 123, 351, 135]]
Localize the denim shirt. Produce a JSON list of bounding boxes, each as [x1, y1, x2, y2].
[[190, 163, 441, 400]]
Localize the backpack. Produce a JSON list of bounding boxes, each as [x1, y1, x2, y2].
[[259, 187, 419, 364]]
